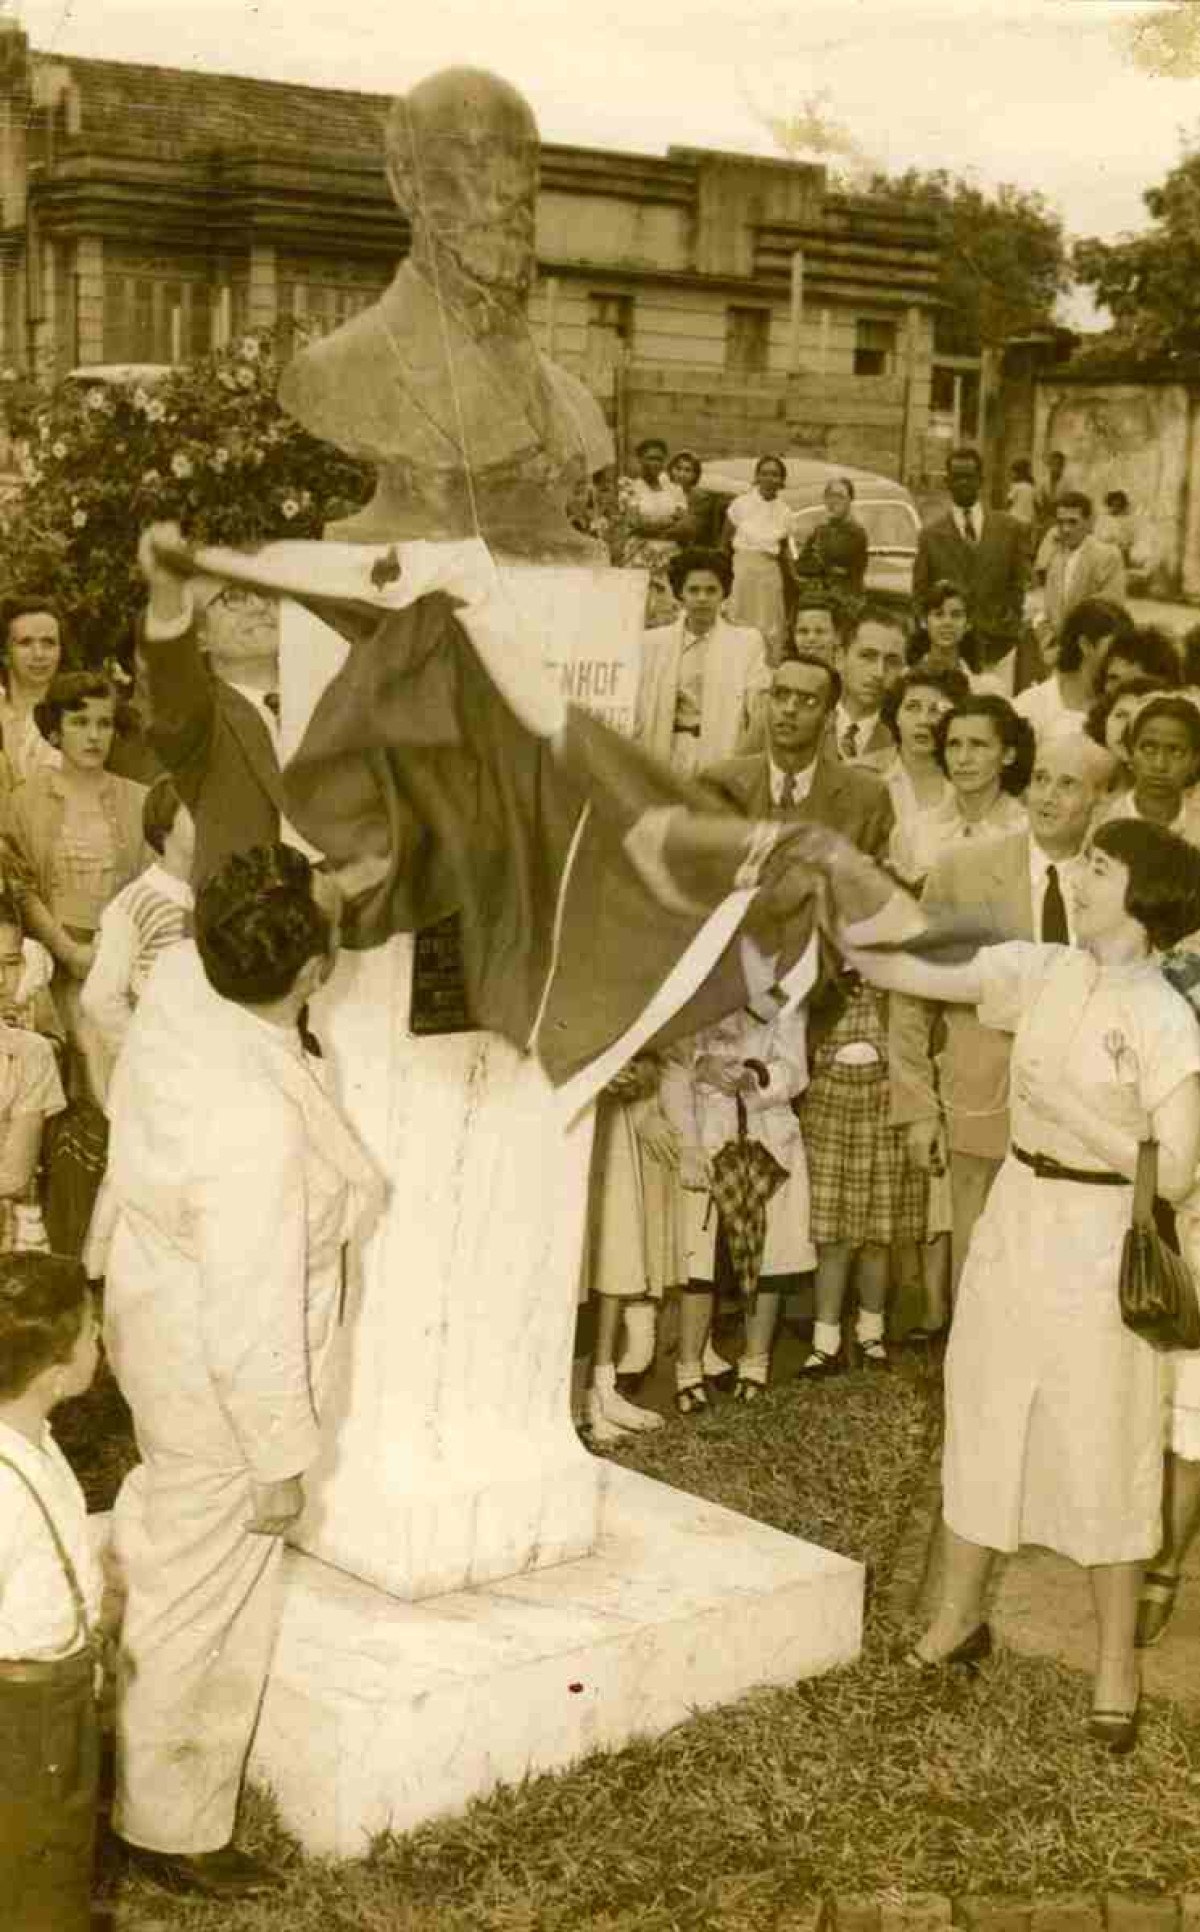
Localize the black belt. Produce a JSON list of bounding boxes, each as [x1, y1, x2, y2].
[[1013, 1146, 1127, 1187]]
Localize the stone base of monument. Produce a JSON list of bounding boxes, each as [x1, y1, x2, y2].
[[249, 1460, 863, 1859]]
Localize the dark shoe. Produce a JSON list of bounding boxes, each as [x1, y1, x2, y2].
[[902, 1622, 993, 1676], [1135, 1570, 1181, 1650], [117, 1840, 285, 1899], [798, 1346, 844, 1379], [856, 1338, 890, 1371], [1087, 1696, 1141, 1756], [704, 1366, 738, 1395], [904, 1325, 947, 1346], [733, 1376, 767, 1403], [675, 1381, 709, 1416]]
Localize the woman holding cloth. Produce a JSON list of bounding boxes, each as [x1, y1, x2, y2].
[[851, 817, 1200, 1752]]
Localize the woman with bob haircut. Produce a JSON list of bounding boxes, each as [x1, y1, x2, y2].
[[847, 815, 1200, 1755], [636, 547, 768, 779]]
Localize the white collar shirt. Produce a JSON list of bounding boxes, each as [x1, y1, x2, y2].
[[834, 703, 878, 758], [769, 756, 817, 808]]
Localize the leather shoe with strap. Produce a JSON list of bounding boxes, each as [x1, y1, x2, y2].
[[117, 1840, 286, 1899], [1135, 1569, 1181, 1650]]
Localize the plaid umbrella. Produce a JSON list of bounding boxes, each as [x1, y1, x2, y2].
[[707, 1084, 789, 1307]]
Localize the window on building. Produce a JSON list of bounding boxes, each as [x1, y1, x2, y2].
[[585, 292, 633, 393], [291, 281, 383, 339], [725, 306, 771, 375], [102, 274, 212, 364], [854, 316, 897, 378]]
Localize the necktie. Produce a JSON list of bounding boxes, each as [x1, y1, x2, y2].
[[842, 721, 859, 760], [778, 771, 797, 811], [263, 690, 281, 720], [1042, 863, 1069, 944], [962, 510, 977, 543]]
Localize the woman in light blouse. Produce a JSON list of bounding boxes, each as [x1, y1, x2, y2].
[[723, 454, 793, 665]]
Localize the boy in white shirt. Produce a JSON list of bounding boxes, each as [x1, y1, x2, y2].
[[80, 775, 194, 1106], [0, 1252, 103, 1931]]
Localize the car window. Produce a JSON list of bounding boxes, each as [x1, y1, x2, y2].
[[789, 499, 918, 551]]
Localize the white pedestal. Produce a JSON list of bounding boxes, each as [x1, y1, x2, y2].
[[251, 1461, 864, 1858]]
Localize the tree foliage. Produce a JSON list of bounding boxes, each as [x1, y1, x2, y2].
[[1073, 143, 1200, 363], [0, 326, 371, 666], [863, 169, 1070, 353]]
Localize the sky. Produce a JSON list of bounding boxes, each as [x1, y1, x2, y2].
[[16, 0, 1200, 317]]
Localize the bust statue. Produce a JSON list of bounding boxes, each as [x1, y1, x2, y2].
[[278, 67, 614, 560]]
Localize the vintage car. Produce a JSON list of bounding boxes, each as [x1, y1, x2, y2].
[[698, 455, 920, 607]]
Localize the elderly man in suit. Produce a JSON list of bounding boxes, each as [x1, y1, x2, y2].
[[1038, 491, 1126, 641], [136, 523, 285, 889], [828, 607, 907, 775], [913, 447, 1029, 688], [701, 650, 894, 857], [888, 730, 1113, 1301]]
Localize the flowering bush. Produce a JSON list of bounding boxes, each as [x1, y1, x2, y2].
[[0, 327, 372, 664]]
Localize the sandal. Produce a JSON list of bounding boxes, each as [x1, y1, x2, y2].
[[675, 1382, 709, 1416], [733, 1376, 767, 1404], [1135, 1570, 1181, 1650], [798, 1347, 844, 1379], [857, 1338, 890, 1371]]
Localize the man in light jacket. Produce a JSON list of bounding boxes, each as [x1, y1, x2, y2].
[[92, 843, 383, 1902]]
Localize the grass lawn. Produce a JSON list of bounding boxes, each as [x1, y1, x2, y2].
[[63, 1354, 1200, 1930]]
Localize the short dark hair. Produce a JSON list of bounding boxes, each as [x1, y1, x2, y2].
[[880, 664, 971, 740], [668, 546, 732, 599], [772, 651, 841, 708], [1090, 817, 1200, 952], [1011, 458, 1033, 482], [142, 775, 185, 855], [1103, 626, 1182, 689], [933, 695, 1035, 795], [1105, 490, 1130, 515], [825, 475, 856, 501], [33, 670, 117, 744], [0, 1254, 89, 1401], [919, 577, 969, 618], [791, 588, 852, 644], [1126, 693, 1200, 760], [635, 437, 667, 459], [1084, 676, 1168, 753], [754, 453, 787, 480], [947, 446, 983, 474], [196, 843, 331, 1006], [3, 596, 63, 640], [1057, 489, 1093, 520], [1057, 597, 1134, 673], [842, 602, 907, 649]]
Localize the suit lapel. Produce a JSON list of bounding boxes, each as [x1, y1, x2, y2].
[[222, 687, 287, 813]]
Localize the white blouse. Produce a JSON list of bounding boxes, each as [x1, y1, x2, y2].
[[727, 489, 795, 555]]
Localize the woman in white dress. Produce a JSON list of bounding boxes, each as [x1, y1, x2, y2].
[[888, 694, 1031, 889], [636, 549, 769, 780], [723, 455, 793, 665], [852, 817, 1200, 1752]]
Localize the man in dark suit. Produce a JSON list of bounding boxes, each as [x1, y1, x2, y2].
[[701, 651, 893, 859], [913, 447, 1029, 684], [137, 523, 285, 888]]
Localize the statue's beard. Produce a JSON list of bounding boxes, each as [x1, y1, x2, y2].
[[420, 224, 534, 307]]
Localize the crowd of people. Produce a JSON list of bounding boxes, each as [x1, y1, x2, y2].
[[5, 440, 1200, 1919], [584, 440, 1200, 1761]]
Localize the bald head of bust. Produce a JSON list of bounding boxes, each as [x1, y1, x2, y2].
[[385, 69, 539, 302]]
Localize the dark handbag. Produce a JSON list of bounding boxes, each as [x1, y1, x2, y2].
[[1119, 1140, 1200, 1351]]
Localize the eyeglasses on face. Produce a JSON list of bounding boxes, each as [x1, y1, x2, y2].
[[769, 688, 826, 709]]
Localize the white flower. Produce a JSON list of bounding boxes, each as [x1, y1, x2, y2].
[[170, 452, 193, 480], [51, 439, 67, 460], [71, 509, 88, 529], [238, 335, 260, 361], [146, 400, 167, 423], [281, 496, 300, 520], [211, 447, 230, 470], [132, 387, 150, 413], [142, 469, 161, 487], [235, 366, 255, 390], [85, 388, 111, 414]]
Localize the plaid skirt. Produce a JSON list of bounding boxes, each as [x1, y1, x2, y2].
[[800, 1060, 927, 1246]]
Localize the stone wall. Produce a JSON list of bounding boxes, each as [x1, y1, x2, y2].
[[1032, 378, 1191, 594]]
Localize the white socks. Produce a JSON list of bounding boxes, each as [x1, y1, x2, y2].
[[856, 1309, 885, 1345], [813, 1319, 841, 1358], [592, 1363, 663, 1432], [701, 1336, 732, 1378], [616, 1301, 657, 1376], [739, 1351, 770, 1388]]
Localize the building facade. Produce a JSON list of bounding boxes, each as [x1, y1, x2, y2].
[[0, 28, 948, 478]]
